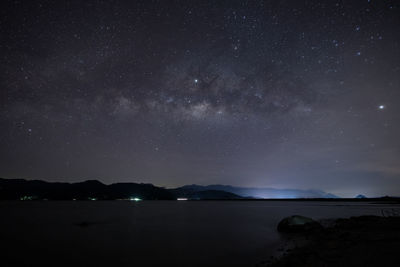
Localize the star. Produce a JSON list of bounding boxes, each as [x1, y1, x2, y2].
[[0, 0, 399, 199]]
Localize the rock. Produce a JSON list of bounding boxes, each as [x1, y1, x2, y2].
[[277, 215, 322, 233]]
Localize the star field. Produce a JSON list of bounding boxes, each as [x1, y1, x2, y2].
[[1, 0, 399, 197]]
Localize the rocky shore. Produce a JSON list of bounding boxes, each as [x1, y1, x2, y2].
[[260, 215, 400, 267]]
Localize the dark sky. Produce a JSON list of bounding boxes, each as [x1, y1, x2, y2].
[[1, 0, 399, 197]]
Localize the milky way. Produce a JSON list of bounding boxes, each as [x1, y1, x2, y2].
[[1, 0, 400, 196]]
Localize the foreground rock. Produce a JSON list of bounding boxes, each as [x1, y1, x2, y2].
[[277, 215, 322, 233], [263, 215, 400, 267]]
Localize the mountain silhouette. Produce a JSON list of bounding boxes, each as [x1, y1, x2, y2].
[[176, 184, 339, 198], [1, 178, 341, 200]]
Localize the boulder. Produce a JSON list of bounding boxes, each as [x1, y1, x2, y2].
[[277, 215, 322, 233]]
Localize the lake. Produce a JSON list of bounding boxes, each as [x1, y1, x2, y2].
[[1, 201, 398, 266]]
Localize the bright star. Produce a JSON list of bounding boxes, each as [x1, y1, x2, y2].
[[194, 79, 198, 83], [378, 105, 385, 110]]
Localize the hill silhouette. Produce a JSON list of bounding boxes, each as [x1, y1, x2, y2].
[[0, 178, 241, 200], [177, 184, 339, 198], [0, 178, 174, 200]]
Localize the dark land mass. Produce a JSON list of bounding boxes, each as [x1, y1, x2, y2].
[[170, 187, 243, 200], [177, 184, 339, 198], [263, 215, 400, 267], [0, 178, 175, 200], [1, 178, 399, 202], [0, 178, 243, 200], [225, 197, 400, 203]]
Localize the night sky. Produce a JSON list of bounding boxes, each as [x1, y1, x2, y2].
[[1, 0, 399, 197]]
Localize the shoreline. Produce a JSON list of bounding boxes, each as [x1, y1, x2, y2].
[[3, 198, 400, 203], [260, 215, 400, 267]]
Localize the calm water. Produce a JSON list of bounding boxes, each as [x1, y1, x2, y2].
[[1, 201, 398, 267]]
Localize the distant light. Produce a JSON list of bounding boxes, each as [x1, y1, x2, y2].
[[177, 198, 188, 201], [89, 197, 97, 201], [194, 79, 198, 83], [20, 195, 34, 201], [378, 105, 385, 110], [130, 197, 141, 201]]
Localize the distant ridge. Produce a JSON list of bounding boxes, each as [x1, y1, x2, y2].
[[0, 178, 174, 200], [0, 177, 341, 200], [0, 178, 241, 200], [176, 184, 340, 199], [1, 178, 399, 201], [170, 187, 242, 200], [355, 194, 367, 199]]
